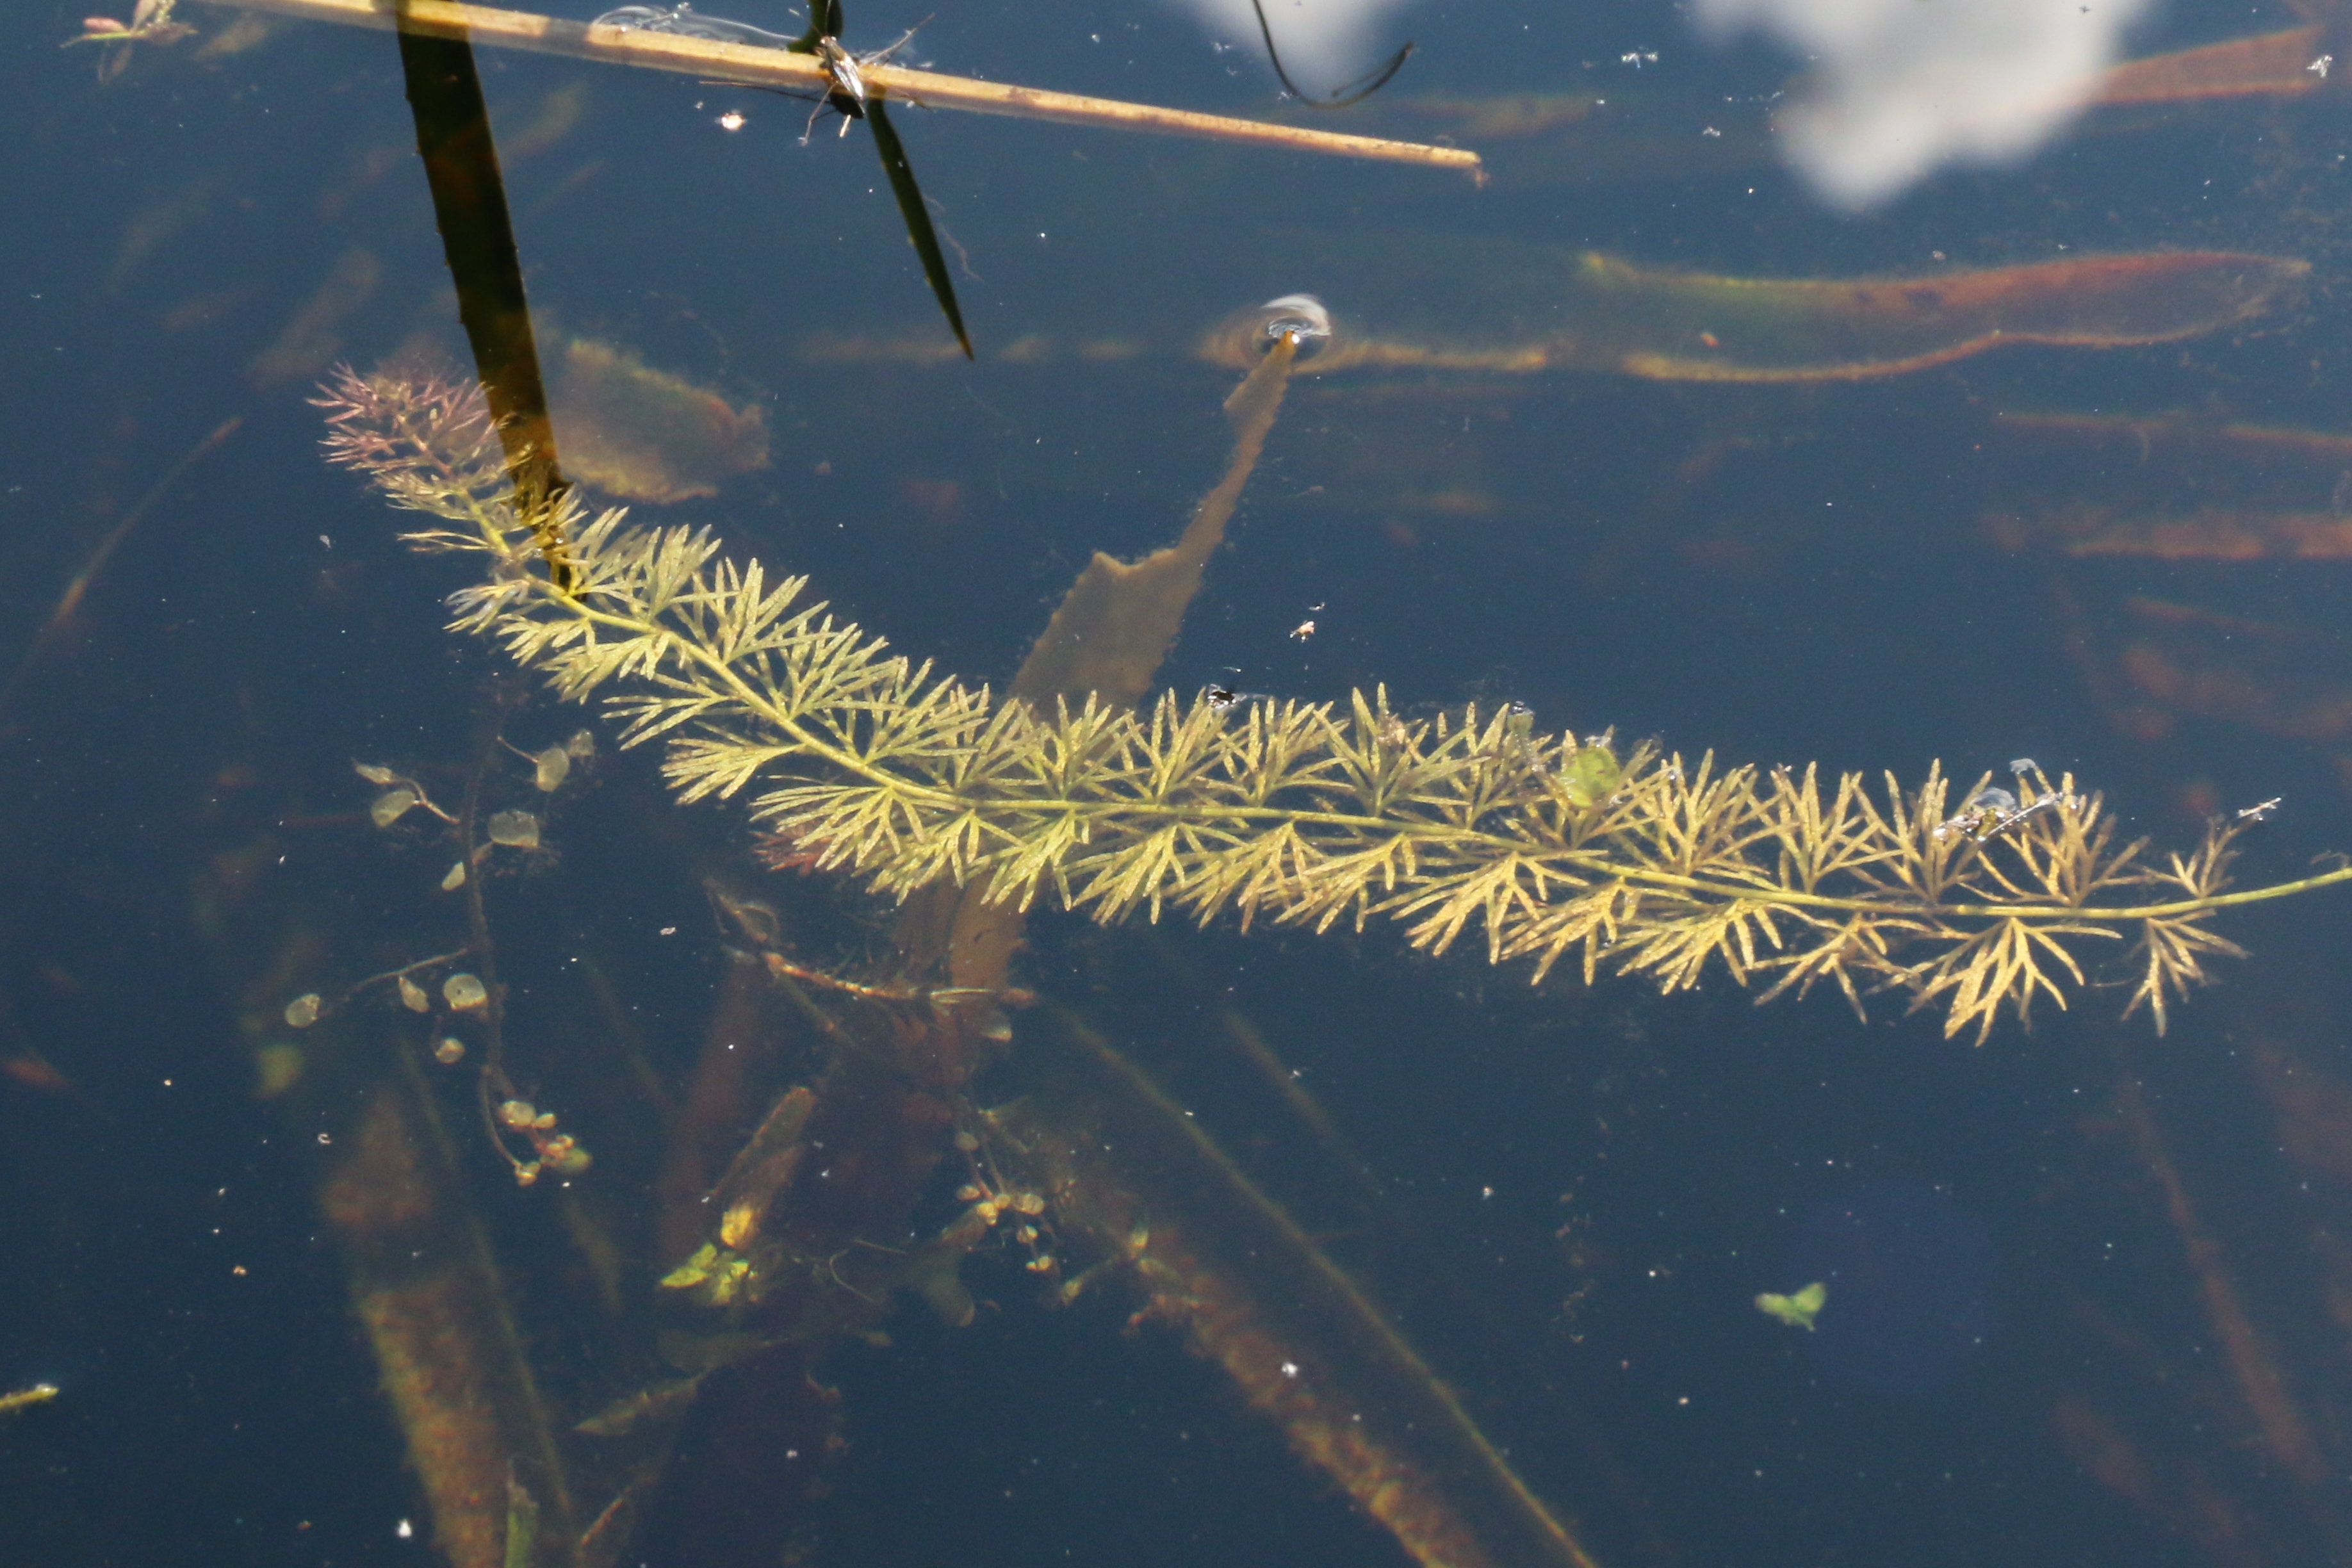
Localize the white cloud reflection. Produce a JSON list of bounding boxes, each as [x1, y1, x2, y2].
[[1692, 0, 2158, 207]]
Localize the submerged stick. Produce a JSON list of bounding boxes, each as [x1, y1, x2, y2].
[[190, 0, 1483, 174], [0, 414, 241, 732], [1017, 1009, 1607, 1568]]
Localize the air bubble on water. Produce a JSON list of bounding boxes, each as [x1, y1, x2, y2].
[[1257, 293, 1332, 357]]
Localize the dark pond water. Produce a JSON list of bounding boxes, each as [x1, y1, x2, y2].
[[8, 0, 2352, 1564]]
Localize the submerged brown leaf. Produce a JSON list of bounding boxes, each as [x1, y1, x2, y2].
[[548, 338, 769, 504]]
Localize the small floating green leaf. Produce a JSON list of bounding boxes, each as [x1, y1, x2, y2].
[[661, 1243, 719, 1290], [369, 787, 420, 828], [502, 1475, 539, 1568], [1560, 742, 1621, 808], [530, 745, 570, 792], [1755, 1280, 1827, 1331]]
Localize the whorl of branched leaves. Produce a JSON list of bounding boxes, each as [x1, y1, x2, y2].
[[320, 366, 2343, 1041]]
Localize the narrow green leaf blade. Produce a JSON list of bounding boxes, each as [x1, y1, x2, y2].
[[866, 99, 973, 360]]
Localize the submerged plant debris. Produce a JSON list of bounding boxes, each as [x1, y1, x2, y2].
[[547, 336, 769, 504], [801, 249, 2310, 380], [1198, 249, 2310, 382]]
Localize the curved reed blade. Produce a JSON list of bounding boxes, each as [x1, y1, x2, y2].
[[865, 98, 971, 359]]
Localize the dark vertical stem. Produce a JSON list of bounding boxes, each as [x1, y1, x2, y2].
[[394, 14, 578, 592], [788, 0, 839, 53], [457, 695, 527, 1175]]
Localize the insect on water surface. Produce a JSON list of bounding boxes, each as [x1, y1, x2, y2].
[[801, 21, 922, 142]]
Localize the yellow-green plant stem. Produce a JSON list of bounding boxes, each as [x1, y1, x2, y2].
[[468, 555, 2352, 927], [452, 516, 2342, 928]]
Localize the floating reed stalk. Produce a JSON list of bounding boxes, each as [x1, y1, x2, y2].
[[192, 0, 1484, 174]]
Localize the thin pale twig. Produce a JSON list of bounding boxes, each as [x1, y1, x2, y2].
[[191, 0, 1483, 174]]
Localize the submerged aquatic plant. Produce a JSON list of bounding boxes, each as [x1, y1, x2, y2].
[[321, 365, 2352, 1041]]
